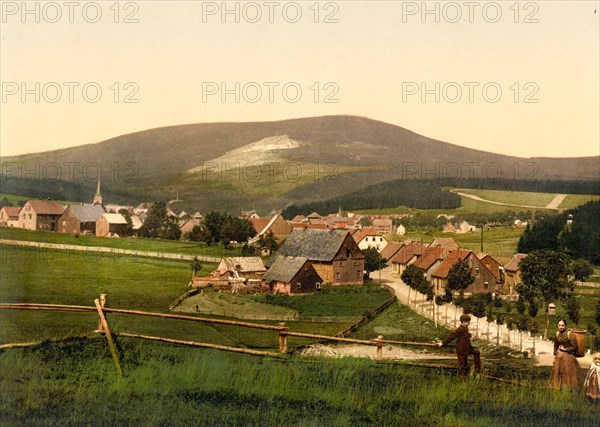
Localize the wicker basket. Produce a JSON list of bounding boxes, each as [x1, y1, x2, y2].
[[571, 329, 587, 357]]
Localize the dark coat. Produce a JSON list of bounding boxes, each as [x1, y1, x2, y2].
[[442, 324, 474, 356]]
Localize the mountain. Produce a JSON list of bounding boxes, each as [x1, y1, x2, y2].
[[1, 116, 598, 213]]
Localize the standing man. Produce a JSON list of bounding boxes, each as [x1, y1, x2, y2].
[[438, 314, 481, 378]]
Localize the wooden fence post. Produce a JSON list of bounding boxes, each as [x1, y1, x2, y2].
[[96, 294, 107, 332], [95, 298, 123, 379], [376, 335, 383, 361], [278, 322, 288, 354]]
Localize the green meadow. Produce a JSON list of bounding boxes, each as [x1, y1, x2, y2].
[[0, 227, 242, 258], [0, 244, 389, 349], [1, 338, 599, 426]]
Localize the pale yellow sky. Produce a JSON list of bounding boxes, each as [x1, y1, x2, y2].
[[1, 1, 599, 158]]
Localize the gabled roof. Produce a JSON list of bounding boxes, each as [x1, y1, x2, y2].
[[292, 222, 328, 230], [100, 213, 128, 224], [353, 228, 382, 243], [307, 212, 321, 219], [276, 228, 353, 262], [372, 218, 392, 226], [249, 218, 270, 234], [263, 256, 309, 283], [504, 253, 528, 272], [1, 207, 21, 217], [25, 200, 65, 215], [390, 242, 427, 264], [291, 215, 307, 223], [428, 237, 458, 251], [412, 246, 446, 271], [380, 242, 404, 261], [222, 257, 266, 273], [431, 249, 473, 279], [67, 204, 105, 222]]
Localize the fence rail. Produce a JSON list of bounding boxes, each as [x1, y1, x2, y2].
[[0, 295, 440, 378]]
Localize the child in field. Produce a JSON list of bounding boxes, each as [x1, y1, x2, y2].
[[584, 353, 600, 403], [438, 314, 481, 378]]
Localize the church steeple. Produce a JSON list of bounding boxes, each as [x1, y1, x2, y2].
[[93, 177, 103, 206]]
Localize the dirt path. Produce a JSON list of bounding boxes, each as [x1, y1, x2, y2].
[[300, 343, 454, 361], [546, 194, 567, 209]]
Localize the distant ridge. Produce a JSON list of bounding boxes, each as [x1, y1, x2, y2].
[[2, 115, 598, 212]]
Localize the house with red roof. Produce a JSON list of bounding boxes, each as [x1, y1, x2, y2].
[[430, 249, 499, 296], [249, 213, 292, 243], [353, 228, 388, 252], [389, 242, 427, 276], [379, 242, 404, 263], [502, 253, 528, 295], [0, 207, 21, 227]]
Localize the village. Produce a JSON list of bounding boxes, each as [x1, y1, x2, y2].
[[0, 180, 528, 301]]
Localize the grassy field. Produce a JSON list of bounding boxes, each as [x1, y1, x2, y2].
[[358, 190, 599, 217], [0, 193, 81, 206], [454, 189, 556, 207], [1, 338, 598, 426], [560, 194, 600, 210], [0, 245, 388, 350], [0, 226, 242, 258]]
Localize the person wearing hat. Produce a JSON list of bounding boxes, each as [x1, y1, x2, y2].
[[438, 314, 481, 378], [584, 352, 600, 402]]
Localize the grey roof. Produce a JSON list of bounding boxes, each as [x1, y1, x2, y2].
[[276, 228, 350, 262], [223, 257, 266, 273], [263, 256, 309, 283], [69, 204, 105, 222]]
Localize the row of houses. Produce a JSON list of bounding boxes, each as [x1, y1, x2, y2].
[[0, 200, 133, 237], [381, 237, 527, 296]]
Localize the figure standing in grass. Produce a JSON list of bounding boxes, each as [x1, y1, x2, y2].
[[438, 314, 481, 378], [550, 318, 581, 391], [584, 352, 600, 402]]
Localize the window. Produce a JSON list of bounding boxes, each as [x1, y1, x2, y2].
[[316, 282, 322, 290], [339, 261, 343, 266], [354, 260, 358, 266], [296, 282, 301, 290], [336, 272, 340, 280], [346, 248, 351, 258], [475, 267, 480, 275], [484, 281, 489, 289], [357, 270, 361, 278]]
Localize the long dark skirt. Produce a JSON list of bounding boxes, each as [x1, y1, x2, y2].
[[550, 351, 580, 391]]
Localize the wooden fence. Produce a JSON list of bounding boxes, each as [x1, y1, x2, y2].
[[0, 295, 437, 378]]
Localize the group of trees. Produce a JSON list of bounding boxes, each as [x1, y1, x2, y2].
[[518, 200, 600, 264], [282, 180, 461, 219], [138, 201, 181, 240], [185, 211, 256, 246]]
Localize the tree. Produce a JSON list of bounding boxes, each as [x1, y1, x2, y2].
[[528, 299, 539, 318], [363, 248, 387, 279], [401, 264, 431, 303], [203, 211, 224, 244], [358, 216, 373, 227], [595, 300, 600, 328], [566, 296, 581, 326], [516, 295, 526, 315], [138, 202, 181, 240], [258, 231, 279, 251], [571, 258, 594, 282], [118, 208, 134, 234], [447, 259, 475, 295], [185, 225, 211, 243], [518, 249, 572, 339], [191, 257, 202, 278]]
